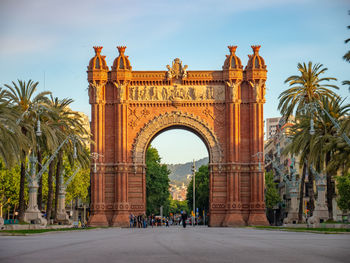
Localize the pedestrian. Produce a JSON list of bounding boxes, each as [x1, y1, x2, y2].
[[181, 211, 187, 228], [129, 213, 134, 228]]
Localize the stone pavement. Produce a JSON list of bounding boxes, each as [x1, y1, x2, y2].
[[0, 226, 349, 263]]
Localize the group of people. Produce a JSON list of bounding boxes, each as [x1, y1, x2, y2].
[[129, 213, 147, 228], [129, 211, 190, 228]]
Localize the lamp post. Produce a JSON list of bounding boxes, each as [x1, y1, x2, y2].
[[191, 160, 196, 227], [253, 152, 264, 171], [56, 166, 81, 224], [23, 133, 78, 225], [300, 102, 350, 145], [90, 152, 104, 173], [307, 167, 328, 224], [265, 154, 300, 224]]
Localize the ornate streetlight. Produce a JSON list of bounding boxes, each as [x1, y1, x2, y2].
[[301, 102, 350, 145], [90, 152, 104, 173], [307, 167, 328, 225], [265, 154, 300, 224], [23, 133, 78, 225], [56, 166, 81, 224], [191, 160, 196, 226]]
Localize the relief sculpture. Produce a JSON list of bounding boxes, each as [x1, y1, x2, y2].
[[128, 85, 225, 101]]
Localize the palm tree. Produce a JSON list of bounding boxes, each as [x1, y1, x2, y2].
[[3, 80, 51, 220], [307, 97, 350, 219], [0, 88, 27, 167], [343, 21, 350, 91], [278, 62, 339, 121], [45, 96, 90, 221], [283, 117, 315, 221]]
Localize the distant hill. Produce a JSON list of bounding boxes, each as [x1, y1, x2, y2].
[[166, 157, 209, 185]]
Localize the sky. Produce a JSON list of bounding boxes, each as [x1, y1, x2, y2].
[[1, 0, 349, 163]]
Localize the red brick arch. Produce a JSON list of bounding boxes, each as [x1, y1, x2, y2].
[[132, 111, 223, 165], [87, 45, 269, 227]]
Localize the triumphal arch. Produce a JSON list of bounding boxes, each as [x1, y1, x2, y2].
[[87, 45, 269, 227]]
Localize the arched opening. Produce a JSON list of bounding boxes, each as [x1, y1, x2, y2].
[[144, 127, 210, 227]]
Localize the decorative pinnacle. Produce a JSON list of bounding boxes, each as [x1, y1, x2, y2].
[[251, 45, 261, 54], [93, 46, 103, 55], [117, 46, 127, 56], [228, 46, 237, 55]]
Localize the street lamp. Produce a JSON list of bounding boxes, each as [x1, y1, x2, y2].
[[300, 102, 350, 145], [191, 159, 196, 227], [252, 152, 264, 171], [90, 152, 104, 173], [23, 133, 78, 225]]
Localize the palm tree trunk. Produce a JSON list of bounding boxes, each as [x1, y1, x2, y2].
[[46, 159, 56, 223], [326, 152, 333, 220], [18, 160, 26, 221], [54, 151, 63, 221], [308, 166, 315, 215], [37, 149, 43, 211], [298, 163, 306, 222]]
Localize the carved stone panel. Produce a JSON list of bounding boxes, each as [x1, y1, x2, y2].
[[128, 84, 225, 101]]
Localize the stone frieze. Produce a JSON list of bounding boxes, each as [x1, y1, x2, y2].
[[128, 84, 225, 101]]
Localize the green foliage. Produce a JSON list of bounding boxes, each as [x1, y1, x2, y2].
[[168, 197, 189, 214], [146, 146, 170, 215], [186, 164, 209, 215], [278, 61, 338, 121], [64, 163, 90, 204], [0, 161, 24, 217], [264, 171, 280, 209], [336, 174, 350, 212]]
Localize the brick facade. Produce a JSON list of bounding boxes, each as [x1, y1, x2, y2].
[[87, 45, 269, 227]]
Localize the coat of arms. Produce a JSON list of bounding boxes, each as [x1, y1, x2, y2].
[[166, 58, 188, 79]]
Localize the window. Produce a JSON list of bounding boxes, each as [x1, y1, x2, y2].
[[231, 57, 236, 68], [254, 57, 259, 68], [95, 57, 100, 69]]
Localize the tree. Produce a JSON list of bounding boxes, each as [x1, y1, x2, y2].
[[0, 88, 26, 167], [3, 80, 51, 220], [264, 171, 280, 209], [168, 198, 189, 215], [343, 11, 350, 91], [309, 97, 350, 219], [280, 62, 341, 221], [0, 160, 22, 219], [45, 95, 90, 220], [146, 146, 170, 215], [186, 164, 209, 216], [278, 62, 339, 121], [336, 174, 350, 213]]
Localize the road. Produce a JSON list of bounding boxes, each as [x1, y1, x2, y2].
[[0, 227, 349, 263]]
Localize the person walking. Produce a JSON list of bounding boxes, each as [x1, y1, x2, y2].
[[181, 211, 187, 228], [129, 213, 134, 228]]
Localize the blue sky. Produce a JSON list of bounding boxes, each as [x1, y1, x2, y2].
[[1, 0, 349, 163]]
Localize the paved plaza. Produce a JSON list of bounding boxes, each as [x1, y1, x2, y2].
[[0, 227, 349, 263]]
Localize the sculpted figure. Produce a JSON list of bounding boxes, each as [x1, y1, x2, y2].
[[142, 86, 149, 100], [226, 81, 239, 102], [90, 81, 104, 102], [194, 87, 205, 100], [162, 87, 168, 100], [166, 65, 172, 79], [129, 87, 134, 100], [185, 87, 191, 100], [249, 80, 265, 102], [137, 86, 143, 100], [182, 65, 188, 78], [207, 86, 214, 99]]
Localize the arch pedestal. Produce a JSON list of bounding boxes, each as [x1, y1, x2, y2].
[[87, 46, 269, 227]]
